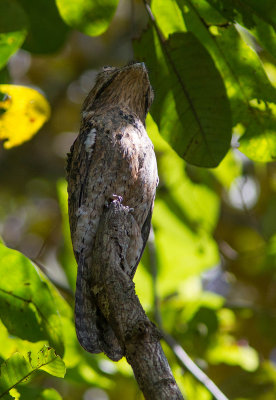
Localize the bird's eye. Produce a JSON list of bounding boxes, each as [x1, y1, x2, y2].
[[127, 60, 137, 66]]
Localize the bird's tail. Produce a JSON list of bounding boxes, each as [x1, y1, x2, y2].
[[75, 257, 124, 361]]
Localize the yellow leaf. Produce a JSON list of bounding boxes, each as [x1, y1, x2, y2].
[[0, 85, 50, 148]]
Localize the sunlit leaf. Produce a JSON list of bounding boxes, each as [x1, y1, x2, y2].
[[56, 0, 119, 36], [134, 27, 232, 167], [174, 367, 212, 400], [0, 346, 65, 398], [151, 0, 186, 35], [8, 388, 20, 400], [37, 388, 63, 400], [18, 0, 68, 54], [238, 105, 276, 161], [36, 347, 65, 377], [257, 47, 276, 89], [234, 22, 276, 87], [13, 387, 63, 400], [65, 362, 112, 387], [143, 115, 220, 295], [133, 259, 153, 310], [152, 200, 219, 295], [0, 0, 28, 70], [211, 149, 242, 188], [60, 317, 81, 369], [207, 336, 259, 371], [0, 243, 64, 355], [0, 320, 53, 364], [147, 115, 220, 233], [0, 85, 50, 148]]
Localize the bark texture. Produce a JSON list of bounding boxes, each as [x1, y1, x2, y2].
[[90, 199, 184, 400]]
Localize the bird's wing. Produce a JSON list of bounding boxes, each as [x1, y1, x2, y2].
[[67, 116, 125, 360]]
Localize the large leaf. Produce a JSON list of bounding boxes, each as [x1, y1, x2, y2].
[[134, 28, 232, 167], [0, 0, 27, 70], [0, 346, 65, 398], [56, 0, 119, 36], [152, 0, 276, 162], [0, 243, 64, 355], [144, 116, 220, 295], [18, 0, 68, 54], [152, 199, 219, 295], [0, 85, 50, 148]]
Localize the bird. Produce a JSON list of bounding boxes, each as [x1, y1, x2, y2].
[[66, 62, 158, 361]]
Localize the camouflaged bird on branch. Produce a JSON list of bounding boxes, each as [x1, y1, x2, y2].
[[66, 62, 159, 360]]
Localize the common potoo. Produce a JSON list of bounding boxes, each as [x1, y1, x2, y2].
[[67, 62, 158, 361]]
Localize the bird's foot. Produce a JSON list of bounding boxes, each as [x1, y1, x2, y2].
[[111, 194, 123, 203]]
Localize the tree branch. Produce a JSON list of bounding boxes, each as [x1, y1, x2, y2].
[[90, 199, 184, 400]]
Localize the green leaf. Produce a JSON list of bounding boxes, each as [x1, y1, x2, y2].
[[0, 0, 27, 69], [151, 0, 187, 35], [7, 388, 19, 400], [205, 0, 276, 28], [57, 179, 77, 290], [11, 387, 62, 400], [18, 0, 68, 54], [0, 346, 65, 398], [205, 0, 276, 57], [37, 388, 63, 400], [152, 199, 219, 295], [161, 0, 276, 162], [211, 149, 242, 188], [0, 243, 64, 356], [207, 336, 259, 371], [238, 108, 276, 161], [134, 28, 232, 167], [35, 347, 65, 377], [56, 0, 119, 36], [147, 115, 220, 233], [143, 117, 220, 294]]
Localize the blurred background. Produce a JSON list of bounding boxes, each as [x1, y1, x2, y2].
[[1, 0, 276, 399]]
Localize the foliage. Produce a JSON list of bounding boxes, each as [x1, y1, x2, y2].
[[0, 346, 65, 398], [0, 0, 276, 400], [0, 85, 50, 148]]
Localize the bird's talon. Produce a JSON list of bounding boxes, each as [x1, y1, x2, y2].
[[112, 194, 123, 203]]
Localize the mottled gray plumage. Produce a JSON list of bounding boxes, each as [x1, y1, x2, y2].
[[67, 62, 158, 360]]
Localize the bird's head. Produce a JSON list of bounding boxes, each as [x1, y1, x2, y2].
[[82, 62, 153, 124]]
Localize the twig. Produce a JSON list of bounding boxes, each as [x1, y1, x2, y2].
[[147, 228, 229, 400], [142, 0, 166, 43], [163, 333, 229, 400], [91, 200, 184, 400]]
